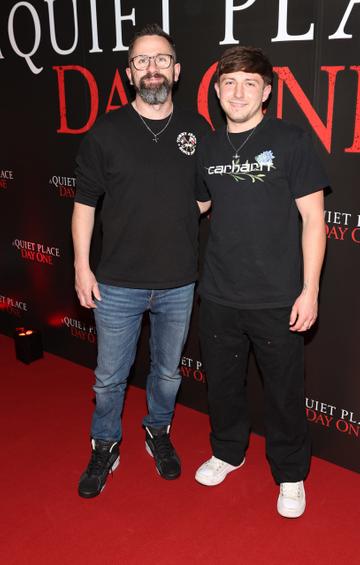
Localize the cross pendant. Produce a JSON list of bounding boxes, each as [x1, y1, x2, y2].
[[153, 137, 158, 143], [234, 153, 239, 160]]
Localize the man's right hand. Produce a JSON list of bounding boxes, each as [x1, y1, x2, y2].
[[75, 267, 101, 308]]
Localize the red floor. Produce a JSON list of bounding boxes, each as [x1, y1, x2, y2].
[[1, 334, 359, 564]]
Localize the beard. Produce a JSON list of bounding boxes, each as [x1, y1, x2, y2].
[[134, 71, 173, 105]]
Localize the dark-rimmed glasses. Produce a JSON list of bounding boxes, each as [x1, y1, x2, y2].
[[130, 54, 174, 70]]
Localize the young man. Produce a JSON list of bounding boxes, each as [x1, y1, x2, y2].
[[195, 46, 328, 518], [73, 23, 210, 498]]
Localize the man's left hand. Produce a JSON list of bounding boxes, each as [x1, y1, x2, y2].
[[289, 290, 318, 332]]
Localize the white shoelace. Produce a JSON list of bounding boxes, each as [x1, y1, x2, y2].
[[205, 456, 228, 471], [280, 482, 302, 500]]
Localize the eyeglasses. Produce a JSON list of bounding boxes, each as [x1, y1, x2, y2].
[[130, 53, 174, 70]]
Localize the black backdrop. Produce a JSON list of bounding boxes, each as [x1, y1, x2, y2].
[[1, 0, 359, 472]]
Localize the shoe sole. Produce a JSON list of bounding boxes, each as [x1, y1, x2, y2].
[[195, 458, 245, 486], [277, 497, 306, 518], [78, 456, 120, 499], [145, 442, 180, 480]]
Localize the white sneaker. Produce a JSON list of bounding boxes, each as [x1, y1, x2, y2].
[[277, 481, 306, 518], [195, 456, 245, 486]]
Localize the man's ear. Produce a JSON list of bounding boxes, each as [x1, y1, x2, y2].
[[262, 83, 272, 103], [174, 62, 181, 83], [126, 67, 133, 85], [214, 81, 220, 99]]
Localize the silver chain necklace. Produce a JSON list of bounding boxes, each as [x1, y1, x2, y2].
[[226, 123, 258, 160], [134, 105, 173, 143]]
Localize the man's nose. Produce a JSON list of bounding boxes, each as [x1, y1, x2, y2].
[[234, 83, 244, 98], [147, 57, 158, 71]]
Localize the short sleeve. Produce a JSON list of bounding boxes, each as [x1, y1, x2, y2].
[[287, 131, 329, 199]]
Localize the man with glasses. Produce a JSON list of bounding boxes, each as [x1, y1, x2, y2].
[[73, 23, 210, 498]]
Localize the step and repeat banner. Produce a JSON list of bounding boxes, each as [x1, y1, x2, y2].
[[1, 1, 359, 472]]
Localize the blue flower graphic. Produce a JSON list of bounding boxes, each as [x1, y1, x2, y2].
[[255, 151, 275, 166]]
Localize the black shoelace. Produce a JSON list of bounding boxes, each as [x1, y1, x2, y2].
[[88, 449, 111, 475], [152, 434, 174, 459]]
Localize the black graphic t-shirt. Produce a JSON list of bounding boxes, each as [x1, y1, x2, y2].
[[75, 104, 210, 288], [196, 117, 329, 309]]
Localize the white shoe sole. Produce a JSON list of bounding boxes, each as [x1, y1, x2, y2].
[[277, 496, 306, 518], [195, 458, 245, 486]]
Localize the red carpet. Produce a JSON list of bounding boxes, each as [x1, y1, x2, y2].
[[1, 334, 359, 565]]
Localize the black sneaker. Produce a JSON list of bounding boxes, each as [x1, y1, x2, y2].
[[145, 425, 181, 480], [78, 438, 120, 498]]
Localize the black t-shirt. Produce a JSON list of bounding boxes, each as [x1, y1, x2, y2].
[[196, 117, 329, 309], [75, 104, 210, 289]]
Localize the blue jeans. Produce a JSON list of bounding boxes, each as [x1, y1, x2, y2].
[[91, 283, 195, 441]]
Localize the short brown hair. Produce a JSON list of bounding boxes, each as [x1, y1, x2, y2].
[[128, 23, 177, 63], [216, 46, 273, 85]]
